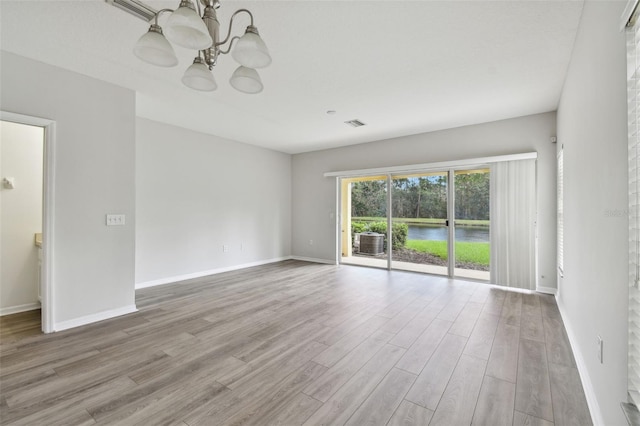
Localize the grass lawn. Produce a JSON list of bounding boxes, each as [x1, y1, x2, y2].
[[405, 239, 490, 265], [354, 217, 489, 227]]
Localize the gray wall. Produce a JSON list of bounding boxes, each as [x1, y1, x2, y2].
[[0, 51, 136, 327], [135, 118, 292, 285], [556, 1, 628, 424], [292, 112, 558, 290]]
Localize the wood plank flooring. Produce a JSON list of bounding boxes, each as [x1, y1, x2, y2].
[[0, 260, 592, 425]]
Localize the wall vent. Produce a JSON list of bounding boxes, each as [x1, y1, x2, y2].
[[106, 0, 157, 22], [345, 119, 366, 128]]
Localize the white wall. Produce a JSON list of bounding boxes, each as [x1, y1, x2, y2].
[[0, 121, 43, 313], [0, 51, 136, 328], [556, 1, 628, 424], [135, 118, 291, 286], [292, 112, 558, 289]]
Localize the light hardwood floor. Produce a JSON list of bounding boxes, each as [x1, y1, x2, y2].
[[0, 260, 592, 425]]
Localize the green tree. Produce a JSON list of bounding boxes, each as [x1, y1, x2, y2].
[[455, 172, 489, 220], [351, 180, 387, 217], [351, 172, 489, 221]]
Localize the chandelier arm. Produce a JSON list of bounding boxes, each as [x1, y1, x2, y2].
[[154, 8, 175, 26], [216, 9, 254, 47], [217, 36, 241, 55]]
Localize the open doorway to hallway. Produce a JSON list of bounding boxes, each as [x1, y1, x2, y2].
[[0, 120, 44, 331]]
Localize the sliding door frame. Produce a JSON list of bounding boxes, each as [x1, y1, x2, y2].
[[332, 153, 536, 277], [447, 169, 455, 277], [388, 169, 455, 277], [386, 174, 393, 270]]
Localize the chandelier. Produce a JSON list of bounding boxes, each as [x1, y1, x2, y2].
[[133, 0, 271, 94]]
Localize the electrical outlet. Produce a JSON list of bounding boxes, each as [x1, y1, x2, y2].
[[309, 239, 314, 245], [106, 214, 125, 226], [223, 245, 229, 253], [597, 335, 603, 363]]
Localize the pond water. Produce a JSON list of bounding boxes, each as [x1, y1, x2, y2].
[[407, 224, 489, 243]]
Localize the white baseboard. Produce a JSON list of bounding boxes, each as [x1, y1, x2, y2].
[[481, 284, 557, 296], [486, 284, 535, 294], [135, 256, 294, 290], [536, 286, 557, 295], [0, 302, 41, 316], [555, 297, 604, 426], [290, 256, 338, 265], [53, 304, 138, 332]]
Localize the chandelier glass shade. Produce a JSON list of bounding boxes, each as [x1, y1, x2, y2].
[[232, 28, 272, 69], [229, 66, 263, 94], [133, 0, 271, 94], [133, 25, 178, 67], [182, 57, 218, 91], [163, 1, 212, 50]]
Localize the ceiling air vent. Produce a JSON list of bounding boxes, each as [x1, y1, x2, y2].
[[345, 119, 366, 128], [106, 0, 157, 22]]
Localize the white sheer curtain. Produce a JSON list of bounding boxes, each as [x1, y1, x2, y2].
[[490, 159, 537, 290]]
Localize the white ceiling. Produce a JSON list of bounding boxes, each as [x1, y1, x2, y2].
[[0, 0, 584, 154]]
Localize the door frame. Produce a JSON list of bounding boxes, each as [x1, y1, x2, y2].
[[337, 166, 494, 280], [1, 111, 56, 333], [388, 170, 455, 276], [339, 170, 456, 277]]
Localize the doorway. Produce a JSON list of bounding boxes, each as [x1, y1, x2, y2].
[[390, 171, 450, 275], [452, 169, 490, 280], [0, 112, 55, 333], [340, 168, 490, 281], [340, 176, 388, 269]]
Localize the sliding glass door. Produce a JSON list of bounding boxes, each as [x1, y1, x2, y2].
[[391, 172, 449, 276], [341, 176, 388, 268], [339, 168, 490, 281], [453, 169, 490, 280]]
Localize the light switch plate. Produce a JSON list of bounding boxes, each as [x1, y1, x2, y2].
[[106, 214, 126, 226]]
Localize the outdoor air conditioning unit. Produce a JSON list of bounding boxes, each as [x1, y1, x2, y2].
[[359, 232, 384, 255]]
